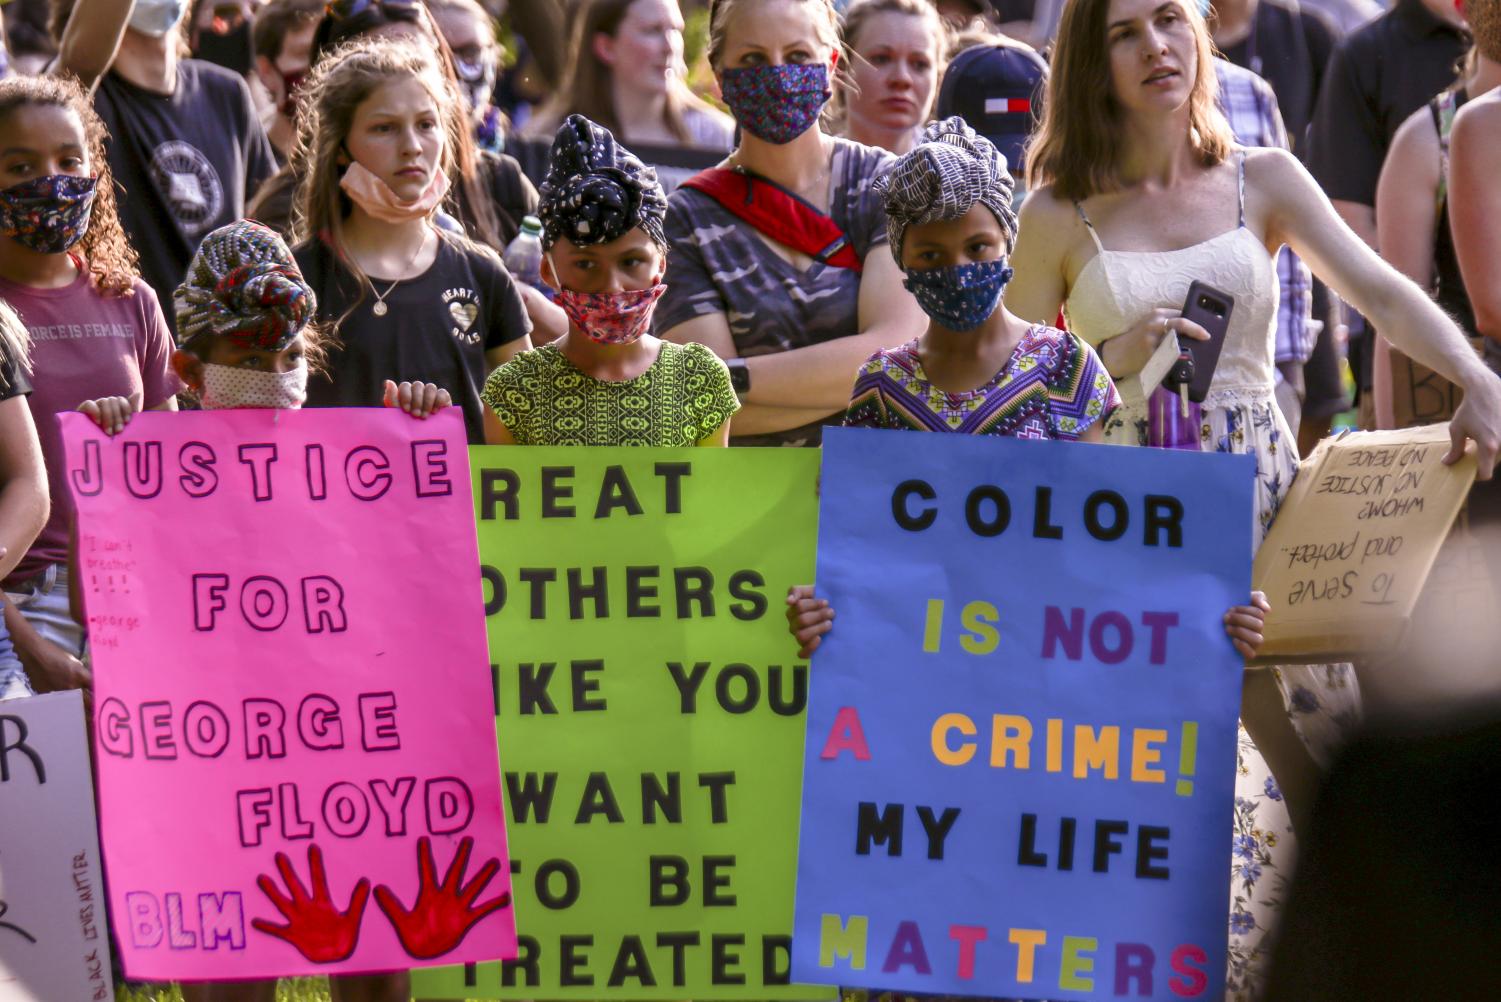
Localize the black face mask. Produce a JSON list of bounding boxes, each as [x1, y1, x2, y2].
[[194, 21, 254, 76]]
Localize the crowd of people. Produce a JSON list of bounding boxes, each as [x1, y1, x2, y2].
[[0, 0, 1499, 998]]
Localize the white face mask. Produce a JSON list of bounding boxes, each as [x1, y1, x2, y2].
[[199, 362, 308, 410], [128, 0, 188, 38]]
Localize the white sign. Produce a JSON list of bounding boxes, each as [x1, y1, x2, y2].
[[0, 690, 114, 1001]]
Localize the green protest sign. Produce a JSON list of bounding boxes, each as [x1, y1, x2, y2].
[[413, 447, 833, 999]]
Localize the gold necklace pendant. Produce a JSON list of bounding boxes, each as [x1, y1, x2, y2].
[[372, 300, 388, 317]]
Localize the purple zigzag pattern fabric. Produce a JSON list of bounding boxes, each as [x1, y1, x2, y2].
[[842, 326, 1119, 440]]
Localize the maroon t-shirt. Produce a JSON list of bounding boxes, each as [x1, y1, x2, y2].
[[0, 271, 180, 585]]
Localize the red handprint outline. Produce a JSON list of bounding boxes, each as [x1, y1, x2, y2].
[[374, 835, 510, 959], [251, 844, 370, 963]]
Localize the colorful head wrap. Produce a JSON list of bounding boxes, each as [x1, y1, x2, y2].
[[174, 220, 316, 351], [538, 114, 668, 250], [874, 116, 1019, 264]]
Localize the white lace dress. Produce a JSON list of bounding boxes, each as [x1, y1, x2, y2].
[[1062, 157, 1361, 1001]]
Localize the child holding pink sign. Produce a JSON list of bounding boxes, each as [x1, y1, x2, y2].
[[78, 219, 454, 1002]]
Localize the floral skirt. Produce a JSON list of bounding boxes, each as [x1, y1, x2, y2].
[[1107, 392, 1361, 1001]]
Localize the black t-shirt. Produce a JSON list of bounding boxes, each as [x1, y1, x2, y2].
[[1219, 0, 1336, 155], [1306, 0, 1467, 206], [94, 60, 278, 335], [295, 232, 532, 443], [0, 336, 31, 401]]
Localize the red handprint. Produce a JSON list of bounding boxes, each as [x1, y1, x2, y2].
[[251, 844, 370, 963], [374, 835, 510, 959]]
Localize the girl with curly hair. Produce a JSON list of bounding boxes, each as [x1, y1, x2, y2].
[[482, 114, 738, 446], [0, 73, 178, 693]]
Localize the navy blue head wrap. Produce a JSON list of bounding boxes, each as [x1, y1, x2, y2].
[[538, 114, 668, 250]]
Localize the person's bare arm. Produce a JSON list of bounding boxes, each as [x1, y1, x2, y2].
[[1255, 147, 1501, 475], [1372, 111, 1442, 429], [486, 338, 532, 373], [1450, 96, 1501, 351], [659, 312, 852, 435], [1330, 198, 1377, 249], [0, 397, 47, 582], [997, 188, 1073, 328], [54, 0, 135, 91], [734, 245, 925, 409], [518, 285, 567, 343]]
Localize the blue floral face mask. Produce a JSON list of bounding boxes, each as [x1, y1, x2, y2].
[[0, 174, 97, 254], [903, 259, 1014, 331], [720, 64, 831, 145]]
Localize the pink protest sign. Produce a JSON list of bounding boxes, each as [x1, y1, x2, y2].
[[61, 408, 515, 981]]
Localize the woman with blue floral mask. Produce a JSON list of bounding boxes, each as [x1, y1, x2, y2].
[[657, 0, 927, 447]]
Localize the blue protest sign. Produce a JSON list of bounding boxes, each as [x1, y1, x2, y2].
[[792, 427, 1255, 1001]]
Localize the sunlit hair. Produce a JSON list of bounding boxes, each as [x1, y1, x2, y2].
[[529, 0, 721, 145], [826, 0, 948, 134], [253, 0, 325, 61], [309, 2, 507, 248], [1470, 0, 1501, 64], [0, 301, 30, 391], [1025, 0, 1233, 201], [289, 38, 467, 297], [0, 74, 141, 298], [707, 0, 840, 70]]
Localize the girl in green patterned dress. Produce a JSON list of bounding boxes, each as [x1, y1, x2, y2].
[[481, 115, 739, 446]]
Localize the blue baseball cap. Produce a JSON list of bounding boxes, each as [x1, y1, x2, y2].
[[935, 42, 1048, 182]]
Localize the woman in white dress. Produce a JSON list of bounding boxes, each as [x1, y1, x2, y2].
[[1005, 0, 1501, 994]]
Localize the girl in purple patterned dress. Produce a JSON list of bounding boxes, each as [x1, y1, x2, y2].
[[788, 117, 1270, 666]]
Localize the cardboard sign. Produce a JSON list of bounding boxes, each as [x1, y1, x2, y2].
[[1252, 424, 1476, 662], [1386, 339, 1486, 429], [413, 448, 833, 1000], [792, 428, 1253, 1001], [62, 409, 515, 981], [0, 690, 114, 1002]]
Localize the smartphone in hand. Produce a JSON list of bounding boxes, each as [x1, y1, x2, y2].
[[1180, 281, 1234, 403]]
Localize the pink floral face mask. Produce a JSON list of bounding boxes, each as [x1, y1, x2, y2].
[[555, 282, 666, 346]]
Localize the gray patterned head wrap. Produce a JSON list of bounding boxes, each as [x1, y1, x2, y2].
[[173, 220, 315, 351], [538, 114, 668, 250], [874, 116, 1019, 263]]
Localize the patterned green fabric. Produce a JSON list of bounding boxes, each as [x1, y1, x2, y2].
[[481, 340, 739, 446]]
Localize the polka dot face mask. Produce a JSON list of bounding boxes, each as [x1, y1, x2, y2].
[[199, 362, 308, 410], [902, 259, 1014, 332]]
